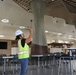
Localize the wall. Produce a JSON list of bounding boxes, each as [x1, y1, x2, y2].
[[11, 47, 18, 55]]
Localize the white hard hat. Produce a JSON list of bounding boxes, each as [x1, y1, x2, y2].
[[15, 30, 23, 36]]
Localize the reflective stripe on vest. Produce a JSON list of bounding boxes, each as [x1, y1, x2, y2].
[[18, 39, 30, 59]]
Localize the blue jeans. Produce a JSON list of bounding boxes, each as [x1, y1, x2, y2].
[[19, 58, 28, 75]]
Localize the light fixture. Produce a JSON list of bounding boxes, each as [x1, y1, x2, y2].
[[19, 26, 25, 29], [51, 40, 55, 43], [1, 19, 9, 23], [64, 41, 69, 43], [58, 33, 62, 35], [69, 37, 76, 40], [45, 30, 48, 33], [71, 42, 74, 44], [68, 35, 72, 38], [58, 40, 64, 43], [0, 35, 4, 37]]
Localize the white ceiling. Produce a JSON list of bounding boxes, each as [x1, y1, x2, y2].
[[0, 0, 76, 43], [0, 0, 33, 39]]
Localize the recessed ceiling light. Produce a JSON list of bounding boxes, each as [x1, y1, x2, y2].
[[58, 40, 63, 43], [51, 40, 55, 43], [19, 26, 25, 29], [1, 19, 9, 23], [71, 42, 74, 44], [45, 30, 48, 33], [0, 35, 4, 37], [64, 41, 69, 43], [69, 37, 75, 40], [58, 33, 62, 35], [68, 35, 72, 38]]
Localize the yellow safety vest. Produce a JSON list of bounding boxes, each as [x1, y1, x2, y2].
[[18, 39, 30, 59]]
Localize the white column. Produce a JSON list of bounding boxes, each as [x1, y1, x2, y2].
[[31, 0, 49, 55]]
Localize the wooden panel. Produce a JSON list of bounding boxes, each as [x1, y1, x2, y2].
[[0, 39, 11, 55], [0, 39, 18, 55]]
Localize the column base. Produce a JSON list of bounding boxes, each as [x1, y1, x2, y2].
[[31, 44, 50, 55]]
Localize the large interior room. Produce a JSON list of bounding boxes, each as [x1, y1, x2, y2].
[[0, 0, 76, 75]]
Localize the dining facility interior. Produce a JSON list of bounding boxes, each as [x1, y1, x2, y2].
[[0, 0, 76, 75]]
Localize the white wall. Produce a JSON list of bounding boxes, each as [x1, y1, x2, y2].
[[11, 47, 18, 55]]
